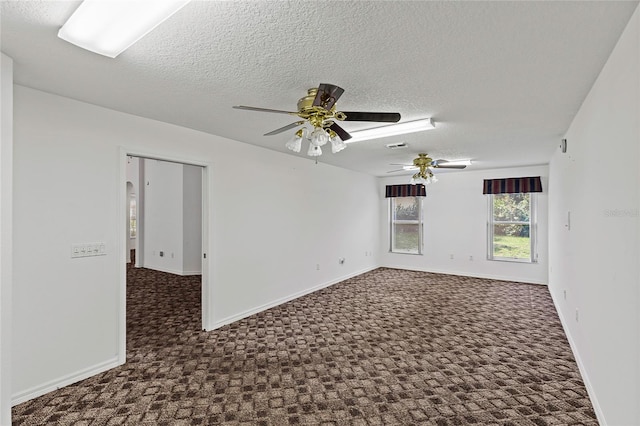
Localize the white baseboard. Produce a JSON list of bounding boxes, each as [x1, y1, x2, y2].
[[11, 357, 123, 406], [381, 264, 548, 285], [548, 289, 605, 425], [141, 264, 201, 276], [209, 266, 378, 330]]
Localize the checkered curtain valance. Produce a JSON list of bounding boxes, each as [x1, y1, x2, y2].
[[385, 184, 426, 198], [482, 176, 542, 194]]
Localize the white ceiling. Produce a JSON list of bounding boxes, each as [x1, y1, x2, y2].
[[2, 1, 638, 176]]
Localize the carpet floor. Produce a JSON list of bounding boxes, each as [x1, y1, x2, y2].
[[12, 266, 597, 425]]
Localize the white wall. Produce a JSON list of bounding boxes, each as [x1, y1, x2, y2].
[[141, 160, 202, 275], [143, 159, 186, 274], [548, 5, 640, 425], [379, 165, 549, 284], [11, 85, 380, 404], [0, 52, 14, 426]]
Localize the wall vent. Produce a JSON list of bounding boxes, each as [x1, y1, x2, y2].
[[386, 142, 408, 149]]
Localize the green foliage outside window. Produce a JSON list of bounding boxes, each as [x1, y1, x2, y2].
[[493, 193, 529, 236], [490, 193, 534, 261]]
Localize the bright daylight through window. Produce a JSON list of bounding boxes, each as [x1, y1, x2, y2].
[[390, 196, 423, 254], [129, 196, 137, 238], [488, 193, 536, 262]]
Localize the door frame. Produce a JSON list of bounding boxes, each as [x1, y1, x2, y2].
[[118, 147, 212, 364]]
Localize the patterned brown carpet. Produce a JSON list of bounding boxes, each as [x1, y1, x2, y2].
[[12, 266, 597, 425]]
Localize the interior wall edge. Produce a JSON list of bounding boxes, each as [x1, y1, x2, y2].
[[209, 266, 379, 331], [379, 265, 548, 286]]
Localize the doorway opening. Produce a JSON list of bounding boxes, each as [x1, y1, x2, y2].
[[119, 151, 210, 364]]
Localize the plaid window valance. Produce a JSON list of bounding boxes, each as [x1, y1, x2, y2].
[[385, 184, 426, 198], [483, 176, 542, 194]]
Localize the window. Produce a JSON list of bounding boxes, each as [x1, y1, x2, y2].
[[390, 196, 423, 254], [488, 193, 536, 262]]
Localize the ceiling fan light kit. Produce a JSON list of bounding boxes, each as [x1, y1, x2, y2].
[[411, 173, 438, 185], [389, 153, 469, 185], [329, 132, 347, 153], [285, 128, 306, 153], [58, 0, 191, 58], [234, 84, 402, 158]]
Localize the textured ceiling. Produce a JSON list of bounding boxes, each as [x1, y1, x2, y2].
[[2, 1, 638, 176]]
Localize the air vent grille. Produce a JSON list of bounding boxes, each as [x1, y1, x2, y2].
[[386, 142, 408, 149]]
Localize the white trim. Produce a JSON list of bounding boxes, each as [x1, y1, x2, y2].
[[210, 266, 378, 330], [201, 163, 212, 331], [381, 265, 548, 285], [139, 265, 201, 276], [117, 149, 127, 365], [11, 357, 122, 406], [118, 146, 212, 349], [124, 147, 210, 168], [548, 290, 605, 424], [0, 52, 14, 426]]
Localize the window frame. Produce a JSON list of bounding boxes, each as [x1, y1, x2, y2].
[[487, 192, 537, 263], [389, 196, 424, 255]]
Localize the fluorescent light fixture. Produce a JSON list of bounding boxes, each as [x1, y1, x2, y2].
[[440, 159, 472, 166], [346, 118, 435, 143], [58, 0, 190, 58]]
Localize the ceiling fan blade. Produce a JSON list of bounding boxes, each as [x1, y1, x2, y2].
[[313, 84, 345, 111], [264, 121, 305, 136], [233, 105, 298, 115], [386, 169, 407, 173], [389, 163, 414, 166], [341, 111, 401, 122], [328, 122, 352, 141]]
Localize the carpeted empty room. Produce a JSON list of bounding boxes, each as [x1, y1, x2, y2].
[[11, 265, 596, 425]]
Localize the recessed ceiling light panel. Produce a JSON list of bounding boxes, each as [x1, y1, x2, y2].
[[58, 0, 190, 58], [346, 118, 435, 144]]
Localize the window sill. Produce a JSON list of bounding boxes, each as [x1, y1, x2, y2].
[[489, 257, 537, 264], [389, 250, 423, 256]]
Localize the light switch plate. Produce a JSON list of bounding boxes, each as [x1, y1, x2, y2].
[[71, 242, 106, 258]]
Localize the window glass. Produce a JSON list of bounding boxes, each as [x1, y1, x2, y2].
[[488, 193, 536, 262], [390, 196, 423, 254]]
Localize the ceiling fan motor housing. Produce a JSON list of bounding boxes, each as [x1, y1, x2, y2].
[[296, 88, 343, 128]]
